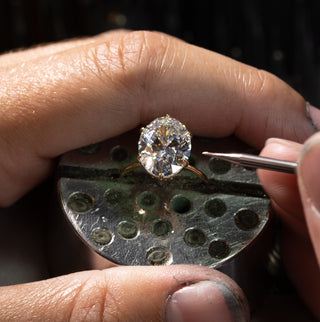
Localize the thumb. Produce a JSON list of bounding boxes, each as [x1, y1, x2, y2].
[[0, 265, 249, 322], [298, 131, 320, 263]]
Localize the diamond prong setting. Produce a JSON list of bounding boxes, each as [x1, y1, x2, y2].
[[138, 115, 191, 179]]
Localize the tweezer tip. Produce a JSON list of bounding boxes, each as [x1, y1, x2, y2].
[[202, 151, 217, 156], [202, 152, 225, 158]]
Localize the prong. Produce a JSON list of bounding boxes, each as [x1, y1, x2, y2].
[[140, 127, 145, 133], [182, 159, 189, 167], [185, 164, 209, 182], [121, 161, 141, 177]]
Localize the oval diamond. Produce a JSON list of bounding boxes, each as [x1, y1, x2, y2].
[[138, 115, 191, 179]]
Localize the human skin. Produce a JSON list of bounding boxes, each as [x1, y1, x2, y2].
[[0, 30, 319, 320]]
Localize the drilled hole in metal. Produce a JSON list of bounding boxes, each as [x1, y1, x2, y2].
[[235, 208, 261, 230], [184, 228, 206, 247], [137, 191, 160, 211], [208, 240, 231, 259], [171, 195, 191, 214], [110, 145, 128, 162], [117, 221, 139, 239], [67, 192, 94, 213], [146, 246, 172, 265], [104, 188, 123, 207], [90, 228, 113, 246], [204, 198, 227, 218], [209, 158, 231, 174], [151, 219, 172, 239]]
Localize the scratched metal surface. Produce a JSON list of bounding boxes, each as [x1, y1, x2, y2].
[[58, 130, 270, 267]]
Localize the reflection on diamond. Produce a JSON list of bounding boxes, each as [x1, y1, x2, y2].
[[138, 115, 191, 178]]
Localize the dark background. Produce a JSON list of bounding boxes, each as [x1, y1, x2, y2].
[[1, 0, 320, 106], [0, 2, 318, 319]]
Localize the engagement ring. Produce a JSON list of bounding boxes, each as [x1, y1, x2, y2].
[[124, 115, 207, 181]]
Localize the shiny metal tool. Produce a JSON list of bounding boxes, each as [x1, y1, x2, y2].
[[202, 152, 297, 174]]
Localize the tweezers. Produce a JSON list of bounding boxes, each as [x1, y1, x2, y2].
[[202, 152, 297, 174]]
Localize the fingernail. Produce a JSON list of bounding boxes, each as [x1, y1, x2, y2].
[[265, 138, 301, 150], [298, 132, 320, 211], [166, 281, 249, 322], [306, 102, 320, 131]]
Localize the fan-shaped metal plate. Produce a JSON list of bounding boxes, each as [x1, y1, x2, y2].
[[58, 131, 270, 268]]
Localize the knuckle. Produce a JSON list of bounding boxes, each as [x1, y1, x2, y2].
[[239, 67, 276, 100], [84, 30, 172, 89], [69, 272, 121, 322], [251, 69, 272, 95]]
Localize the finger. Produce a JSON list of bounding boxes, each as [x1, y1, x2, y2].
[[0, 29, 129, 67], [7, 31, 314, 152], [0, 266, 249, 322], [296, 132, 320, 319], [298, 132, 320, 261], [0, 31, 317, 206], [258, 138, 320, 319], [258, 139, 305, 235]]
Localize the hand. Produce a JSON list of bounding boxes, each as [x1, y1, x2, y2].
[[0, 30, 316, 321]]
